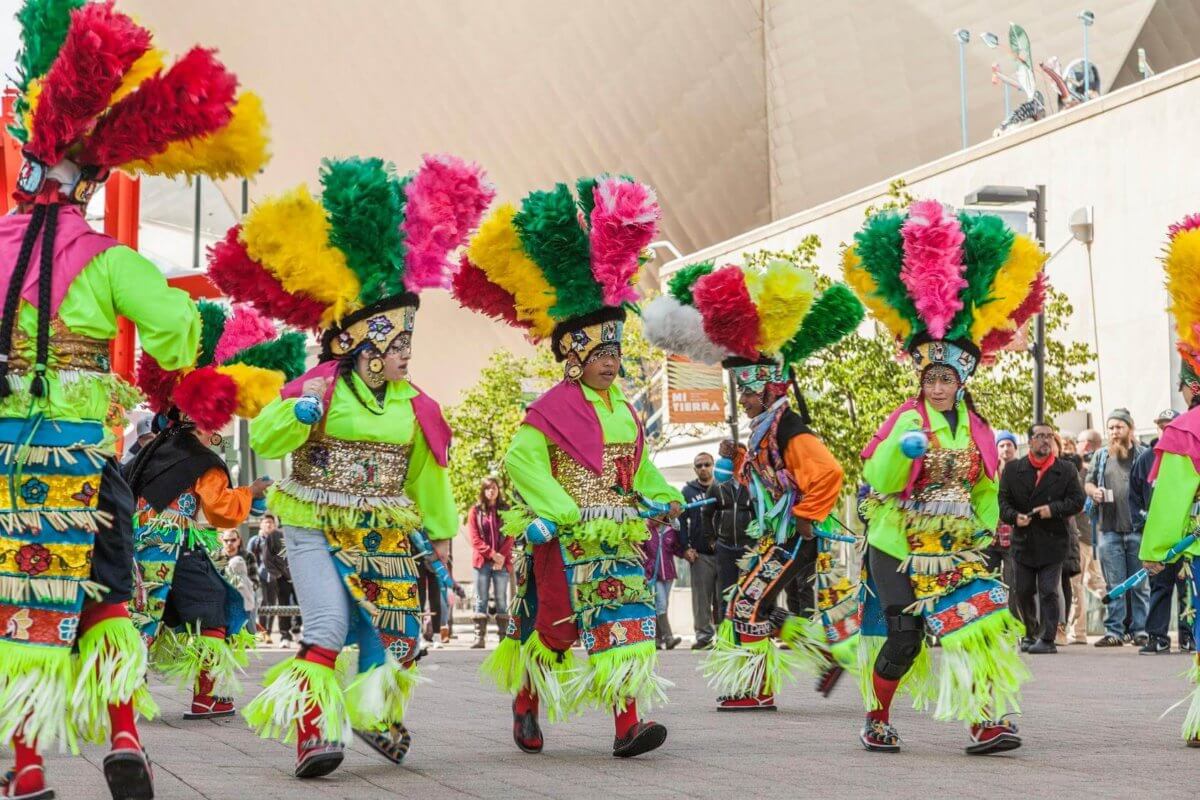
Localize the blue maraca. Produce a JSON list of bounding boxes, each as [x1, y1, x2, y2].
[[900, 430, 929, 459], [294, 395, 323, 425], [714, 456, 734, 483]]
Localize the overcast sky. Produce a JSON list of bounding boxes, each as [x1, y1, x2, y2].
[[1, 0, 21, 91]]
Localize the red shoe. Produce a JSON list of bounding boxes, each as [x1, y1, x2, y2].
[[102, 732, 154, 800], [815, 665, 845, 697], [512, 702, 544, 754], [716, 693, 776, 711], [183, 695, 235, 720], [294, 739, 344, 779], [860, 718, 901, 753], [966, 717, 1022, 755], [1, 765, 54, 800]]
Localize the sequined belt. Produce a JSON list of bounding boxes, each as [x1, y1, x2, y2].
[[289, 435, 412, 499], [7, 321, 111, 374], [549, 442, 640, 521]]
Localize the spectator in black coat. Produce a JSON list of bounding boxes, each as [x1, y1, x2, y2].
[[704, 451, 754, 607], [681, 451, 720, 649], [999, 422, 1086, 654]]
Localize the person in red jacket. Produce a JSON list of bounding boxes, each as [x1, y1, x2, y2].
[[467, 477, 515, 648]]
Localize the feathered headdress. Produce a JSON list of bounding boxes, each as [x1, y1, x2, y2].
[[845, 198, 1048, 381], [9, 0, 269, 202], [207, 153, 494, 362], [451, 175, 660, 363], [137, 301, 307, 432], [643, 258, 864, 393], [1163, 213, 1200, 389]]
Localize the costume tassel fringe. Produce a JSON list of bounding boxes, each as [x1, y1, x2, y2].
[[701, 619, 818, 698], [933, 609, 1028, 724], [149, 626, 250, 696], [243, 657, 350, 744], [339, 650, 425, 732], [479, 631, 582, 722], [570, 639, 669, 713], [856, 634, 935, 712], [72, 615, 159, 745], [0, 640, 76, 752]]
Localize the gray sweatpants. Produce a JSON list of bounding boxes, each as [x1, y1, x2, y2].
[[284, 525, 353, 652]]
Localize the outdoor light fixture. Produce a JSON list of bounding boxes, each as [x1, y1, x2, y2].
[[954, 29, 971, 149], [980, 32, 999, 48], [964, 184, 1048, 423]]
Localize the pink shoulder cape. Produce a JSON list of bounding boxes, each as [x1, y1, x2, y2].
[[523, 380, 644, 476], [1148, 405, 1200, 482], [281, 361, 451, 467], [0, 206, 118, 316], [860, 397, 998, 499]]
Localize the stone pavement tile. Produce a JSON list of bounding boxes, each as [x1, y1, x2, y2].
[[27, 645, 1200, 799]]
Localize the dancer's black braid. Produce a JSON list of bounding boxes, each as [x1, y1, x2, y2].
[[337, 352, 385, 415], [30, 203, 61, 398], [0, 204, 48, 399]]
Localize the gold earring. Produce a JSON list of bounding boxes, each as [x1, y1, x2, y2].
[[565, 361, 583, 382]]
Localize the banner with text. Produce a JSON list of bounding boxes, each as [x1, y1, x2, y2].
[[666, 355, 725, 425]]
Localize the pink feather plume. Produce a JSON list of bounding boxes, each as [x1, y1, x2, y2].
[[401, 154, 495, 292], [207, 226, 325, 331], [1169, 213, 1200, 240], [899, 199, 967, 340], [27, 2, 152, 165], [79, 47, 238, 168], [213, 304, 276, 365], [588, 176, 660, 306]]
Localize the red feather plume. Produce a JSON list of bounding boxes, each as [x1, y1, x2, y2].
[[173, 366, 237, 433], [27, 1, 151, 164], [79, 47, 238, 168], [207, 226, 325, 330], [136, 350, 182, 414], [450, 255, 528, 329], [692, 265, 760, 360], [980, 273, 1046, 357]]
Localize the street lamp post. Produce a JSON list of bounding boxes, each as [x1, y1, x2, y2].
[[1079, 10, 1095, 99], [963, 184, 1048, 423], [955, 29, 971, 148]]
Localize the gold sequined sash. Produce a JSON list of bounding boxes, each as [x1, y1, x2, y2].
[[286, 434, 413, 505], [7, 320, 110, 375], [549, 442, 640, 522]]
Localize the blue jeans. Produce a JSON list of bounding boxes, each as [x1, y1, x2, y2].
[[473, 563, 509, 615], [1099, 530, 1149, 637], [654, 579, 674, 615]]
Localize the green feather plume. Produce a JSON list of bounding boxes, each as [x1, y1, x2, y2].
[[946, 213, 1014, 339], [10, 0, 84, 142], [667, 261, 714, 305], [854, 210, 919, 337], [196, 301, 229, 369], [576, 176, 598, 225], [514, 183, 600, 320], [781, 284, 864, 365], [320, 157, 407, 307], [226, 333, 308, 381]]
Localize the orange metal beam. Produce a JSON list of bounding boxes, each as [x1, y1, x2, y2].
[[1, 89, 22, 213], [105, 174, 141, 383]]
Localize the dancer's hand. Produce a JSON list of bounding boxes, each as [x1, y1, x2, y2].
[[302, 377, 330, 398], [249, 477, 272, 498], [796, 518, 814, 539], [667, 501, 683, 520], [1143, 560, 1165, 575], [525, 518, 557, 545]]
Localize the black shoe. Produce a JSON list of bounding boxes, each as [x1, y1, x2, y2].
[[294, 740, 344, 779], [1181, 640, 1195, 654], [1139, 638, 1170, 654], [1132, 632, 1150, 647], [354, 724, 412, 765], [860, 718, 901, 753], [1019, 637, 1034, 652], [613, 721, 667, 758], [690, 638, 713, 650], [1027, 639, 1057, 654], [1094, 634, 1124, 647]]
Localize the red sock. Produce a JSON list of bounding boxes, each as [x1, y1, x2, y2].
[[297, 643, 339, 670], [514, 687, 539, 716], [108, 700, 140, 749], [613, 699, 639, 738], [11, 734, 44, 792], [867, 672, 900, 724]]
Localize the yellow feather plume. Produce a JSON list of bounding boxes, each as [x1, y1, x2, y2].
[[22, 78, 42, 133], [969, 233, 1047, 342], [843, 245, 911, 341], [123, 92, 271, 180], [745, 259, 814, 355], [241, 185, 361, 327], [1165, 228, 1200, 349], [215, 363, 284, 420], [468, 204, 557, 338], [109, 48, 166, 106]]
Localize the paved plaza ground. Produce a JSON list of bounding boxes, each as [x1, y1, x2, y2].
[[46, 641, 1198, 799]]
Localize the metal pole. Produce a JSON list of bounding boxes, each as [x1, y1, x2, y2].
[[191, 179, 202, 269], [726, 370, 739, 446], [1003, 83, 1011, 118], [1033, 185, 1047, 424], [958, 39, 969, 148], [1082, 23, 1090, 98]]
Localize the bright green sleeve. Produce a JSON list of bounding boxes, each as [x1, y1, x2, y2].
[[1141, 453, 1200, 561], [249, 396, 310, 459], [862, 410, 923, 494], [633, 446, 684, 505], [406, 425, 457, 541], [504, 424, 581, 526], [100, 246, 200, 370], [972, 473, 1000, 535]]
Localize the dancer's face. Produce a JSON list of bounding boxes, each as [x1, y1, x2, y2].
[[581, 350, 619, 392], [921, 365, 960, 412], [739, 387, 767, 417]]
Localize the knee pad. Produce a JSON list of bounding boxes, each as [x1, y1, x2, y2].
[[875, 613, 924, 680]]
